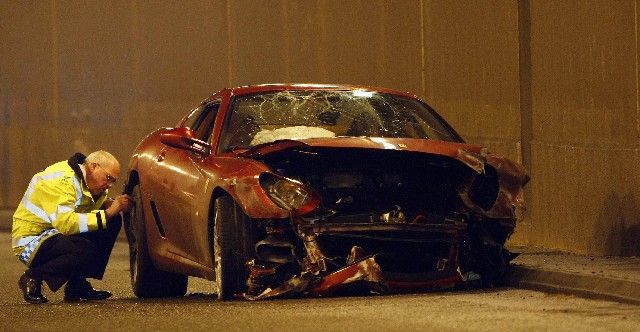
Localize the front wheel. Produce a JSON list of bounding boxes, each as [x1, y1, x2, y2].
[[125, 184, 188, 298], [213, 195, 255, 300]]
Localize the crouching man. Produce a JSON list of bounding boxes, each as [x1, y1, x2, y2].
[[11, 150, 133, 304]]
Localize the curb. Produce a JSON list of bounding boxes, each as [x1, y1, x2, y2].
[[505, 265, 640, 305]]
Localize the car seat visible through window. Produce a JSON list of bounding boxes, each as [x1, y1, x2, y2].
[[224, 114, 261, 150]]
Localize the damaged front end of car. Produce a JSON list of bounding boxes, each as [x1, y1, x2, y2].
[[240, 141, 528, 300]]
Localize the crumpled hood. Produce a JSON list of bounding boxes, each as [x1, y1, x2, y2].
[[240, 136, 529, 220], [239, 137, 484, 160]]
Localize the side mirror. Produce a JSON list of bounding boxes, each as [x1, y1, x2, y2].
[[160, 127, 211, 155]]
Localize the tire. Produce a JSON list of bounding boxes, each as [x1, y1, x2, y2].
[[213, 195, 255, 300], [465, 220, 509, 287], [125, 184, 188, 298]]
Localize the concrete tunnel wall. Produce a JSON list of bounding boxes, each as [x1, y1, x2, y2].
[[1, 0, 639, 256]]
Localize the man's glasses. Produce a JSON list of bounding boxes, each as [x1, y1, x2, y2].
[[95, 163, 117, 184]]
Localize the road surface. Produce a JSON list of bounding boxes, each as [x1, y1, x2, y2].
[[1, 232, 638, 331]]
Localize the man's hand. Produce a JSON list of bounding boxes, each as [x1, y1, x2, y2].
[[103, 197, 114, 209], [105, 194, 134, 218]]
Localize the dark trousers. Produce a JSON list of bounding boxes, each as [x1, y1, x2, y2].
[[25, 216, 122, 292]]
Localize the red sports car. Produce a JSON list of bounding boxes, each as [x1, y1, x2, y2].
[[123, 84, 529, 300]]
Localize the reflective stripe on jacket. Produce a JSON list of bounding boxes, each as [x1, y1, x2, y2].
[[11, 154, 109, 265]]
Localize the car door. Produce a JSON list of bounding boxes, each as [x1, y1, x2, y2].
[[150, 101, 220, 262]]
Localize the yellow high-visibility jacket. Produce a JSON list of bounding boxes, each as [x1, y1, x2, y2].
[[11, 153, 110, 265]]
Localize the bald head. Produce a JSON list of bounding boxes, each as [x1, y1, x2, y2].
[[85, 150, 119, 169]]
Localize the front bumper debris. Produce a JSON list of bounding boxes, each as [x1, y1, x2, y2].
[[243, 220, 472, 300]]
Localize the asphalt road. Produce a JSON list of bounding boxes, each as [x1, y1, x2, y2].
[[1, 232, 638, 331]]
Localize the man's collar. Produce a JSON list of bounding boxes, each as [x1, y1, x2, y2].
[[67, 153, 87, 186], [79, 164, 88, 184]]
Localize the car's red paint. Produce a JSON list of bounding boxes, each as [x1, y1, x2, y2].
[[124, 84, 528, 300]]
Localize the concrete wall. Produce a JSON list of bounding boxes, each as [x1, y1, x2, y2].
[[1, 0, 638, 256], [522, 0, 640, 256]]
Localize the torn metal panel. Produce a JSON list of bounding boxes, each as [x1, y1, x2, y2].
[[244, 272, 314, 300], [307, 256, 384, 297]]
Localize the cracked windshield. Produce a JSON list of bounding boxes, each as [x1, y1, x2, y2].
[[220, 90, 461, 151]]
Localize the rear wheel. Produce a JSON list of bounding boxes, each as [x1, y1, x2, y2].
[[125, 184, 188, 298], [213, 195, 255, 300]]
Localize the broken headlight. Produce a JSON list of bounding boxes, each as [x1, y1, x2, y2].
[[260, 173, 320, 215]]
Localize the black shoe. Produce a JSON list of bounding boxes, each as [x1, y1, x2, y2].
[[64, 279, 112, 302], [18, 272, 48, 304]]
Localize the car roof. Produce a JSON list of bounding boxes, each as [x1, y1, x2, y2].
[[222, 83, 420, 99]]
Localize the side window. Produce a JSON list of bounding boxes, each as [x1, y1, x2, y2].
[[185, 102, 220, 143], [184, 107, 206, 131]]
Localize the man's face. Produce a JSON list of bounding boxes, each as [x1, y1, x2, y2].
[[86, 162, 120, 196]]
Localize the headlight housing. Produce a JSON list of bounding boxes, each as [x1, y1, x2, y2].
[[457, 148, 487, 174], [259, 173, 320, 215], [457, 148, 499, 211]]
